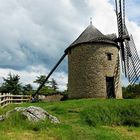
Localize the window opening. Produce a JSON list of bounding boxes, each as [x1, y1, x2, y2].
[[106, 53, 112, 60]]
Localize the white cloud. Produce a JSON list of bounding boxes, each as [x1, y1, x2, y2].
[[0, 66, 67, 91], [0, 0, 139, 89], [126, 20, 140, 54]]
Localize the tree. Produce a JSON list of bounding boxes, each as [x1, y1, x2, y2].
[[0, 73, 22, 95], [33, 75, 59, 95], [122, 83, 140, 98], [33, 75, 46, 85], [39, 86, 55, 95], [50, 78, 58, 91], [22, 84, 33, 95]]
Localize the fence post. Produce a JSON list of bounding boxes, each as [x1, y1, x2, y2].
[[8, 93, 10, 104], [5, 93, 8, 105], [22, 95, 23, 103], [8, 93, 9, 104], [2, 93, 4, 106], [3, 93, 5, 106], [0, 93, 1, 107], [9, 93, 12, 104], [11, 93, 13, 104]]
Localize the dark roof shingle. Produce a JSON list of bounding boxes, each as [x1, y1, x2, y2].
[[65, 24, 118, 52]]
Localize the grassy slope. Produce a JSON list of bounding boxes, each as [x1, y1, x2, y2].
[[0, 99, 140, 140]]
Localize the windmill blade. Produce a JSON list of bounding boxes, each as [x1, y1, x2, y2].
[[124, 35, 140, 84], [32, 52, 67, 98], [120, 42, 127, 76], [123, 41, 129, 77], [115, 0, 128, 74], [115, 0, 125, 38], [122, 24, 130, 77]]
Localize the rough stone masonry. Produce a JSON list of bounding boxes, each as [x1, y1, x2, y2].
[[66, 24, 122, 99]]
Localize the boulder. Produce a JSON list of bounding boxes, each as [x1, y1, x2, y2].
[[0, 115, 4, 121], [0, 106, 60, 123]]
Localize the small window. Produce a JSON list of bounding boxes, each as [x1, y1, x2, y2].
[[106, 53, 112, 60]]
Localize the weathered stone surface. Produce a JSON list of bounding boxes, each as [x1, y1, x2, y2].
[[0, 106, 60, 123], [48, 114, 60, 124], [22, 106, 49, 122], [0, 115, 5, 121], [68, 43, 122, 99], [14, 107, 26, 112]]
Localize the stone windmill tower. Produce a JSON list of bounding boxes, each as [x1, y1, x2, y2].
[[65, 22, 122, 99], [33, 0, 140, 100]]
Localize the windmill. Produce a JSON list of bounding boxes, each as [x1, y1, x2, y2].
[[115, 0, 140, 84], [32, 0, 140, 98]]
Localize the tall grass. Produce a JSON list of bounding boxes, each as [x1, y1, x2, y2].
[[0, 99, 140, 140], [80, 101, 140, 127], [0, 112, 50, 131]]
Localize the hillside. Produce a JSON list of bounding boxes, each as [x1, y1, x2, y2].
[[0, 99, 140, 140]]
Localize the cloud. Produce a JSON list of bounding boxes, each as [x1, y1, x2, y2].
[[0, 0, 139, 89], [0, 0, 69, 70], [0, 66, 67, 91], [125, 0, 140, 25]]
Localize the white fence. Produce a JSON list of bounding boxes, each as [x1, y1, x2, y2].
[[0, 93, 31, 107]]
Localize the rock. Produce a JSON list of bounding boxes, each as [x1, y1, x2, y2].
[[14, 107, 26, 112], [48, 114, 60, 124], [0, 106, 60, 123], [22, 106, 49, 122], [0, 115, 5, 121]]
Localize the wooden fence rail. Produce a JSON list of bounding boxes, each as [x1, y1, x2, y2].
[[0, 93, 31, 107]]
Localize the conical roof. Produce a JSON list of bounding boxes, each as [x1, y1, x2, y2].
[[65, 24, 118, 52], [71, 24, 105, 46]]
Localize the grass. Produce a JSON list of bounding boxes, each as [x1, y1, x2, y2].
[[80, 101, 140, 127], [0, 99, 140, 140]]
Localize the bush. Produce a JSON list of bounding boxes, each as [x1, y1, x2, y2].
[[119, 105, 140, 127], [122, 117, 140, 127], [122, 85, 140, 99], [61, 93, 68, 101]]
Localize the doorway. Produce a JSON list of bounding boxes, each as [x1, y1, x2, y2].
[[106, 77, 115, 98]]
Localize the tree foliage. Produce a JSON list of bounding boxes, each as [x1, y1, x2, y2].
[[38, 86, 55, 95], [0, 73, 22, 95], [33, 75, 59, 95], [50, 78, 58, 91], [122, 83, 140, 98], [0, 73, 61, 95], [33, 75, 46, 85], [22, 84, 33, 95]]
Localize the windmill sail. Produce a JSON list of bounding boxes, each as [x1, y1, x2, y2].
[[125, 35, 140, 84], [115, 0, 140, 84], [115, 0, 127, 75]]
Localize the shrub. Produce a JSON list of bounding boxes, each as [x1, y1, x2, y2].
[[119, 105, 140, 127], [122, 117, 140, 127]]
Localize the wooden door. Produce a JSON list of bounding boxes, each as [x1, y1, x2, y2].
[[106, 77, 115, 98]]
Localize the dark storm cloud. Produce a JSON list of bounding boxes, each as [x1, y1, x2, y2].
[[0, 0, 75, 72]]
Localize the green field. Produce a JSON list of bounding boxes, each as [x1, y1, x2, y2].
[[0, 99, 140, 140]]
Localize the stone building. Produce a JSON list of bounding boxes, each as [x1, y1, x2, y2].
[[65, 23, 122, 99]]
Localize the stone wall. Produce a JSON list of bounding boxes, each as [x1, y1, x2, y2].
[[38, 94, 63, 102], [68, 43, 122, 99]]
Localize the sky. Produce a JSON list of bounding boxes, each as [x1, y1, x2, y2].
[[0, 0, 140, 90]]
